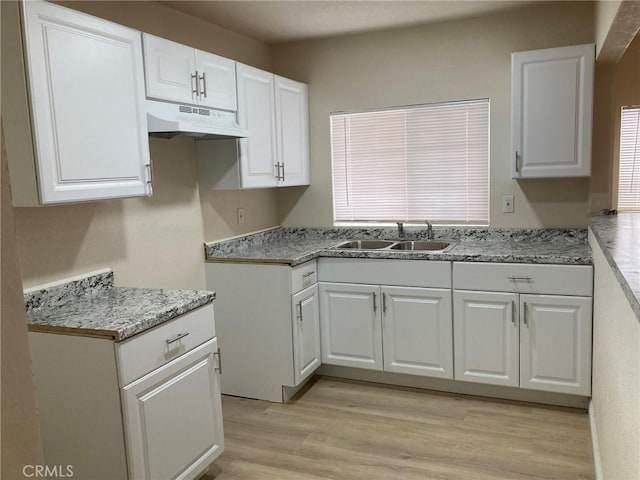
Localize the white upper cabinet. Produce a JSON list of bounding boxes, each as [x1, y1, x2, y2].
[[2, 0, 151, 205], [511, 43, 594, 178], [143, 33, 237, 111], [236, 63, 279, 188], [198, 64, 310, 190], [275, 75, 310, 186]]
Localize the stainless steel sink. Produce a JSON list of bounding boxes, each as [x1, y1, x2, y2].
[[389, 240, 457, 252], [332, 239, 458, 252], [333, 240, 395, 250]]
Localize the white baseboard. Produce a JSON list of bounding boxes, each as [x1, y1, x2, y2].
[[589, 400, 604, 480]]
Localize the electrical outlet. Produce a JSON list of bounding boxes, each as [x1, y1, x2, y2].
[[502, 195, 514, 213], [237, 208, 245, 224]]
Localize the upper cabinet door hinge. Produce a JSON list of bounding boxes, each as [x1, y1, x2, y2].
[[145, 162, 153, 196]]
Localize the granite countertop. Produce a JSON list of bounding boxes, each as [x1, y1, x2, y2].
[[25, 270, 215, 341], [589, 213, 640, 322], [205, 227, 592, 266]]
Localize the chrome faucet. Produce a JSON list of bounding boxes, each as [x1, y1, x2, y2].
[[396, 222, 405, 239], [425, 220, 434, 240]]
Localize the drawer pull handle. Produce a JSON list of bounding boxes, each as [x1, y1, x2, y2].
[[166, 332, 190, 345], [214, 347, 223, 374], [302, 271, 316, 278], [508, 276, 532, 281]]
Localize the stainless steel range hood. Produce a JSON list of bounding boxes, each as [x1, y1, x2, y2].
[[146, 99, 248, 140]]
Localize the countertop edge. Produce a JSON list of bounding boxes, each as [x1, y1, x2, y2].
[[588, 224, 640, 324]]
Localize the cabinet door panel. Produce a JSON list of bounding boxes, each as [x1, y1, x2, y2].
[[143, 33, 196, 105], [275, 76, 309, 186], [122, 339, 223, 480], [292, 285, 321, 385], [520, 295, 592, 395], [237, 64, 277, 188], [319, 283, 382, 370], [454, 290, 519, 387], [196, 50, 237, 111], [24, 2, 150, 203], [382, 287, 453, 378], [511, 44, 594, 178]]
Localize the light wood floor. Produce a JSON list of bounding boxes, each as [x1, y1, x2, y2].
[[204, 376, 595, 480]]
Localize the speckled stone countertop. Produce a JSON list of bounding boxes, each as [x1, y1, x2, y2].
[[589, 213, 640, 322], [205, 227, 592, 266], [25, 270, 215, 341]]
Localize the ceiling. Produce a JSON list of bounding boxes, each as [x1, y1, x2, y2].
[[162, 0, 537, 44]]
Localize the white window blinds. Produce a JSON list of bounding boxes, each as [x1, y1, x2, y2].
[[617, 106, 640, 211], [331, 99, 489, 225]]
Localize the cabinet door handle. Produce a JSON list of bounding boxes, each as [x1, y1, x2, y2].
[[297, 301, 303, 323], [523, 301, 529, 327], [214, 347, 223, 374], [372, 292, 377, 313], [511, 300, 517, 325], [145, 163, 153, 196], [508, 276, 532, 281], [280, 162, 285, 182], [274, 163, 281, 180], [191, 71, 199, 97], [199, 72, 207, 97], [382, 293, 387, 314], [515, 150, 520, 173], [166, 332, 189, 345]]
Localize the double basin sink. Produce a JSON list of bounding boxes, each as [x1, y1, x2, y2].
[[332, 239, 458, 252]]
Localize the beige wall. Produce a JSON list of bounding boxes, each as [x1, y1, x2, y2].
[[13, 1, 279, 289], [589, 230, 640, 480], [1, 127, 44, 477], [273, 2, 595, 228]]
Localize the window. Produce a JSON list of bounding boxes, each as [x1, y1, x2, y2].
[[617, 106, 640, 211], [330, 99, 489, 225]]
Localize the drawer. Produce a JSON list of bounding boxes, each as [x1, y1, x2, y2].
[[453, 262, 593, 296], [318, 258, 451, 289], [291, 260, 317, 293], [116, 304, 215, 386]]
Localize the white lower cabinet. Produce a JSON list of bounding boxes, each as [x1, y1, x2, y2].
[[318, 278, 453, 379], [122, 339, 224, 480], [29, 304, 223, 480], [519, 295, 592, 395], [453, 291, 520, 387], [452, 262, 593, 396], [292, 285, 322, 385], [204, 260, 320, 402], [319, 283, 383, 370], [382, 286, 453, 378]]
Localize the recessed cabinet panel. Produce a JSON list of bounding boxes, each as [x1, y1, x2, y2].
[[382, 287, 453, 379], [520, 295, 592, 395], [292, 285, 321, 385], [196, 50, 237, 111], [20, 1, 150, 204], [275, 76, 309, 186], [123, 339, 224, 480], [511, 43, 594, 178], [237, 64, 278, 188], [143, 33, 197, 105], [319, 283, 382, 370], [454, 290, 519, 387]]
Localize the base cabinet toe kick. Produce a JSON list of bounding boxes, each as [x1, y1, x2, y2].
[[206, 258, 593, 405]]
